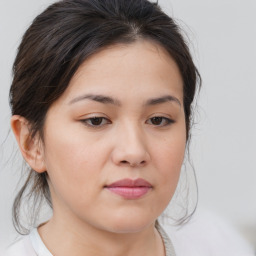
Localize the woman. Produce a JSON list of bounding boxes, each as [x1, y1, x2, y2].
[[4, 0, 254, 255]]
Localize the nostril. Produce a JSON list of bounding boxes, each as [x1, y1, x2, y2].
[[120, 160, 146, 166]]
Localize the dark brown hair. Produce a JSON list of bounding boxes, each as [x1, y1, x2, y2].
[[10, 0, 201, 234]]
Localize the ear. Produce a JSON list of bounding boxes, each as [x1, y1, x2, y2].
[[11, 115, 46, 173]]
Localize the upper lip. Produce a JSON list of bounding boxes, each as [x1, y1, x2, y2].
[[106, 178, 152, 188]]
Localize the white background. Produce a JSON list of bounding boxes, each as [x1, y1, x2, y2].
[[0, 0, 255, 250]]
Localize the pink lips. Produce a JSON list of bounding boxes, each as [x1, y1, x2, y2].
[[105, 178, 152, 199]]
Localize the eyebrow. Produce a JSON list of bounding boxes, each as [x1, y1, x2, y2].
[[145, 95, 181, 107], [69, 94, 121, 106], [69, 94, 181, 107]]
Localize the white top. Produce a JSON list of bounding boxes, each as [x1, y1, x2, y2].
[[4, 210, 255, 256]]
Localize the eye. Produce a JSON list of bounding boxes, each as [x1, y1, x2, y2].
[[147, 116, 174, 126], [81, 117, 111, 127]]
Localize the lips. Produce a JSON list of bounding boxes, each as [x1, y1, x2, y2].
[[105, 178, 152, 199]]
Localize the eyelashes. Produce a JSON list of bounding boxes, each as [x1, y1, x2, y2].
[[80, 116, 175, 128], [81, 117, 111, 127], [146, 116, 174, 126]]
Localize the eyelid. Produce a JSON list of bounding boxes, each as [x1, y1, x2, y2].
[[78, 113, 175, 128], [146, 115, 175, 127], [147, 112, 174, 119], [80, 116, 112, 128]]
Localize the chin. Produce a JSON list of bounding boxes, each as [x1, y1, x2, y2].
[[101, 214, 156, 234]]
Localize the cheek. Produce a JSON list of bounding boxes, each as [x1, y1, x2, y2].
[[152, 129, 186, 194], [43, 120, 105, 171], [42, 126, 109, 202]]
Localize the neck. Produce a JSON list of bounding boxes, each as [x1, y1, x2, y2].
[[38, 215, 165, 256]]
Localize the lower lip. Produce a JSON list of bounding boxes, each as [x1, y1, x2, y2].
[[106, 187, 151, 199]]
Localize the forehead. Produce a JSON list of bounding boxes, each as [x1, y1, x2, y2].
[[58, 39, 183, 105]]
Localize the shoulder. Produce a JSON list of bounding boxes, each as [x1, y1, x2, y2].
[[160, 209, 254, 256], [4, 235, 37, 256]]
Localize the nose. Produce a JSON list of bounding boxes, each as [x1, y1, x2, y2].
[[111, 124, 150, 168]]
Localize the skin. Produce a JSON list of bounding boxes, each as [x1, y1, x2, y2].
[[11, 40, 186, 256]]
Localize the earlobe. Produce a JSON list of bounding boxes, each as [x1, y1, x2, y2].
[[11, 115, 46, 173]]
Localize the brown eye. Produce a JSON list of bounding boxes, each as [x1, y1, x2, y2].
[[151, 117, 163, 125], [81, 117, 111, 127], [147, 116, 174, 126], [90, 117, 104, 126]]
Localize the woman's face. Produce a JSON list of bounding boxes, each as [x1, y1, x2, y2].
[[42, 40, 186, 233]]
